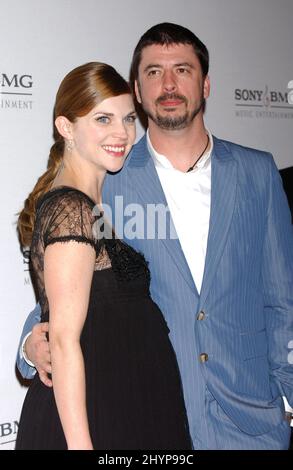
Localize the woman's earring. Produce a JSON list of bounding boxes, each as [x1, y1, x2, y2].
[[66, 139, 74, 152]]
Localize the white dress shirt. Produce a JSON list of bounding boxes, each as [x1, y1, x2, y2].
[[147, 129, 213, 293]]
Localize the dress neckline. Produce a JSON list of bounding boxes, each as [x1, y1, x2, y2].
[[38, 185, 97, 208]]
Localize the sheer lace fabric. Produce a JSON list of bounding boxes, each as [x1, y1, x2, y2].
[[31, 187, 149, 321]]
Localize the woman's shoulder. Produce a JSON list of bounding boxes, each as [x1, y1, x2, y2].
[[37, 186, 96, 214], [34, 186, 101, 248]]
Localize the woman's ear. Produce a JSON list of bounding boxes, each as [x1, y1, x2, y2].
[[55, 116, 73, 140]]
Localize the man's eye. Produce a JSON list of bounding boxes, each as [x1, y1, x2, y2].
[[96, 116, 110, 123], [177, 68, 188, 74], [148, 70, 160, 77]]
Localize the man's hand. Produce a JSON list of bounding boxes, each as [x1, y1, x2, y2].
[[25, 322, 52, 387]]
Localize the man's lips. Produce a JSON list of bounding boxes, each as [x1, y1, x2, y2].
[[159, 99, 184, 107]]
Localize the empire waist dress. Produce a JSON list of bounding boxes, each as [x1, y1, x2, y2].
[[15, 186, 192, 450]]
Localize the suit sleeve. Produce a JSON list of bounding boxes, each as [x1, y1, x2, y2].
[[262, 154, 293, 406], [16, 303, 41, 379]]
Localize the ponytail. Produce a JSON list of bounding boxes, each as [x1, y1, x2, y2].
[[17, 139, 64, 248]]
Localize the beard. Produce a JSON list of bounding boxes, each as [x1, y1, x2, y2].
[[142, 92, 205, 130]]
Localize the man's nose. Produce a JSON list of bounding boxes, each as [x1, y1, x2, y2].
[[162, 70, 177, 93]]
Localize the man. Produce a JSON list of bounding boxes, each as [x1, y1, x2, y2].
[[17, 23, 293, 449]]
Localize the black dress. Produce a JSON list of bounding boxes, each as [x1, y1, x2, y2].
[[16, 187, 191, 450]]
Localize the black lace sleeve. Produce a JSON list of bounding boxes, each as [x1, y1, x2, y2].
[[40, 189, 97, 250]]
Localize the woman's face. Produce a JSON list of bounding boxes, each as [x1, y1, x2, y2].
[[70, 93, 136, 173]]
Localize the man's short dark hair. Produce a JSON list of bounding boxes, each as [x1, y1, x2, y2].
[[130, 22, 209, 92]]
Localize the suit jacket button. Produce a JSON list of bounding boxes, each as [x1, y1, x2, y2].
[[199, 353, 209, 363], [197, 310, 205, 320]]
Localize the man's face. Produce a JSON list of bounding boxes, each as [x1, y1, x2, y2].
[[135, 43, 210, 130]]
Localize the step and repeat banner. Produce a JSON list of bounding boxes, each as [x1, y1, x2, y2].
[[0, 0, 292, 449]]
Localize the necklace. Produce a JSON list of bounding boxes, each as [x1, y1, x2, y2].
[[186, 134, 210, 173]]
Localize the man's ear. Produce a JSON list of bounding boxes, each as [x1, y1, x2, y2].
[[55, 116, 73, 140], [203, 75, 210, 100], [134, 80, 142, 104]]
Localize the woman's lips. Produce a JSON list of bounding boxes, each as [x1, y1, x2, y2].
[[102, 145, 126, 157]]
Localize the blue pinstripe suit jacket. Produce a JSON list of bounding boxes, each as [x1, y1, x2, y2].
[[102, 135, 293, 438]]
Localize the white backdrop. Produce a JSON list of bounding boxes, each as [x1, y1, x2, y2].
[[0, 0, 292, 449]]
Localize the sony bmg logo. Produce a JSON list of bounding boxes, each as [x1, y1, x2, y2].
[[0, 420, 18, 441], [0, 73, 33, 93], [234, 85, 292, 108]]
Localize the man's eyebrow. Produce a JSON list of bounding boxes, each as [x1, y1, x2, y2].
[[143, 62, 195, 72], [143, 64, 163, 72], [174, 62, 195, 68]]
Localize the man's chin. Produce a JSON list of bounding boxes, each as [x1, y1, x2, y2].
[[160, 107, 180, 113], [155, 114, 189, 130]]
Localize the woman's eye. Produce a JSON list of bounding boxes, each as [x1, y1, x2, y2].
[[96, 116, 110, 123], [125, 115, 137, 123]]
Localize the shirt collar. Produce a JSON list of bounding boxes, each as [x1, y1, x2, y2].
[[147, 128, 213, 173]]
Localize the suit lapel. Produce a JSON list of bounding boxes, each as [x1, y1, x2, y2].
[[199, 137, 237, 306], [127, 136, 197, 293]]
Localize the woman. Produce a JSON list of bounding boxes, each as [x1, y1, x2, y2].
[[15, 62, 191, 450]]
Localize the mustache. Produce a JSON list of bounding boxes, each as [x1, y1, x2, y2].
[[155, 93, 187, 105]]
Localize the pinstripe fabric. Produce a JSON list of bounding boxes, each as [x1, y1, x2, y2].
[[103, 135, 293, 449], [17, 307, 41, 378]]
